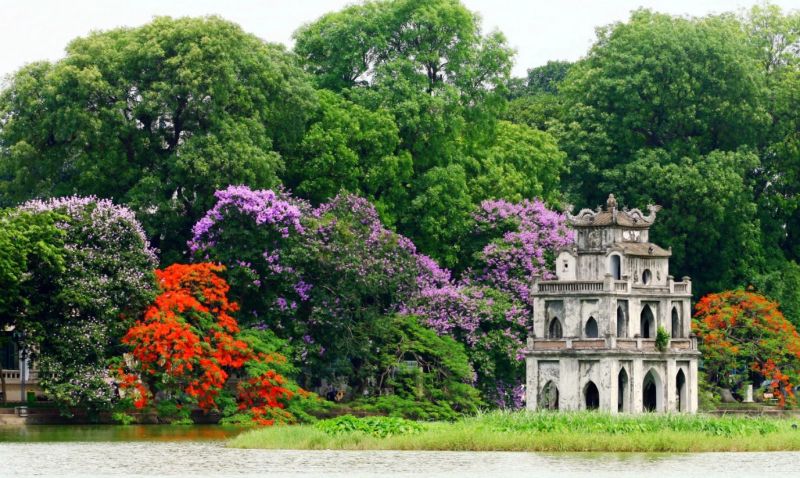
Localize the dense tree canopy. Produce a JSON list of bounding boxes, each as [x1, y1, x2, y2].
[[693, 290, 800, 406], [1, 0, 800, 415], [13, 197, 157, 410], [0, 16, 315, 263]]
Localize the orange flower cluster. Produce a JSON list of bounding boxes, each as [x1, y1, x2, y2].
[[115, 368, 149, 409], [122, 263, 294, 422], [694, 290, 800, 407]]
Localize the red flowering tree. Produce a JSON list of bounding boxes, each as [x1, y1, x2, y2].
[[120, 263, 298, 424], [693, 290, 800, 406]]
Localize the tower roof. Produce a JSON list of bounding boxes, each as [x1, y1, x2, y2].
[[566, 194, 661, 229]]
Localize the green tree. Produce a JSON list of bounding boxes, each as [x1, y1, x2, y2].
[[508, 60, 572, 98], [354, 314, 482, 420], [0, 210, 65, 404], [602, 150, 764, 297], [557, 9, 766, 204], [0, 16, 315, 263], [13, 197, 157, 411], [294, 0, 530, 264], [469, 121, 565, 205], [693, 290, 800, 406]]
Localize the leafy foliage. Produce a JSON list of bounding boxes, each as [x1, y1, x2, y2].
[[314, 414, 424, 437], [693, 290, 800, 407], [0, 16, 315, 263], [12, 197, 157, 411], [121, 263, 304, 425]]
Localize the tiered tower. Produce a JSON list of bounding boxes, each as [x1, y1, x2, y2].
[[524, 194, 699, 413]]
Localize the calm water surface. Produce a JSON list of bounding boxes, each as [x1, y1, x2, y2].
[[1, 426, 798, 478]]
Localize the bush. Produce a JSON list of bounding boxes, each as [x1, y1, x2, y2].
[[314, 415, 424, 438], [655, 325, 670, 351]]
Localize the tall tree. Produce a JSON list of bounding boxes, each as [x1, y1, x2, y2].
[[0, 16, 315, 263]]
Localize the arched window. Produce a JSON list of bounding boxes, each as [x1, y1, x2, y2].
[[548, 317, 563, 339], [640, 305, 655, 339], [618, 368, 629, 413], [642, 269, 652, 285], [584, 381, 600, 410], [609, 255, 621, 280], [540, 381, 559, 410], [616, 305, 627, 338], [671, 307, 681, 338], [585, 317, 598, 338], [676, 369, 687, 412], [643, 369, 662, 412]]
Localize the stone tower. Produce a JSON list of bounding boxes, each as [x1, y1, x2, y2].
[[524, 194, 699, 413]]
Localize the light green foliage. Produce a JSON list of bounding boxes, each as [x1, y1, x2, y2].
[[482, 410, 778, 437], [314, 414, 424, 437], [655, 325, 670, 352], [470, 121, 565, 204], [230, 411, 800, 452]]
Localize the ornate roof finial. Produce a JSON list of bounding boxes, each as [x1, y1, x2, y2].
[[606, 193, 618, 211]]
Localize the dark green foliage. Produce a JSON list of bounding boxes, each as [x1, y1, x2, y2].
[[0, 16, 315, 263], [353, 315, 482, 420], [0, 210, 65, 325]]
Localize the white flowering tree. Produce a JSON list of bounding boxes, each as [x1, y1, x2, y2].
[[14, 197, 158, 411]]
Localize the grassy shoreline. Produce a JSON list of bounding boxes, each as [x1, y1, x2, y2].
[[229, 411, 800, 452]]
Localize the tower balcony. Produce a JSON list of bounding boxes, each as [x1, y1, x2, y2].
[[525, 336, 698, 354], [533, 275, 691, 296]]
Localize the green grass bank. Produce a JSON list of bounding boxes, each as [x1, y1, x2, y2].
[[229, 411, 800, 452]]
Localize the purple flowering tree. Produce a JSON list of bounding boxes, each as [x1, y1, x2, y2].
[[409, 198, 573, 408], [14, 196, 158, 411], [192, 186, 573, 409], [191, 186, 421, 390]]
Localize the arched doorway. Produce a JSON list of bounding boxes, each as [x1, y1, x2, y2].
[[548, 317, 563, 339], [643, 369, 662, 412], [640, 305, 655, 339], [585, 317, 598, 338], [609, 255, 621, 280], [676, 369, 687, 412], [671, 307, 681, 338], [584, 381, 600, 410], [618, 368, 629, 413], [616, 305, 627, 337], [540, 381, 559, 410]]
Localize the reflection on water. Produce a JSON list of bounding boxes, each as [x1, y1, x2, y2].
[[0, 425, 245, 442], [1, 427, 799, 478]]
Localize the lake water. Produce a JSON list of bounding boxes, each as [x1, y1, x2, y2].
[[1, 426, 799, 478]]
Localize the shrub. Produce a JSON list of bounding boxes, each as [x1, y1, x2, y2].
[[655, 325, 670, 351], [314, 415, 424, 438]]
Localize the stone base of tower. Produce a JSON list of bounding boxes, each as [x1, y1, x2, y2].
[[525, 339, 699, 413]]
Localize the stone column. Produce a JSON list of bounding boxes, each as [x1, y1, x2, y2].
[[665, 359, 676, 412], [632, 358, 643, 413], [561, 358, 580, 411], [525, 354, 538, 411], [689, 357, 699, 413]]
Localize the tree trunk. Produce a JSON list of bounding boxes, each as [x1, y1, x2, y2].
[[0, 366, 6, 404]]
